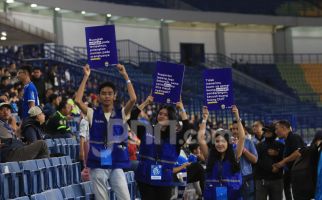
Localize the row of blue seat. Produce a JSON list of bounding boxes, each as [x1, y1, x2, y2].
[[45, 138, 80, 161], [6, 172, 136, 200], [8, 181, 94, 200], [0, 156, 81, 199]]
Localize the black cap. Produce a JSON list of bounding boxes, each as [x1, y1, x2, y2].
[[0, 102, 12, 110], [262, 124, 275, 133]]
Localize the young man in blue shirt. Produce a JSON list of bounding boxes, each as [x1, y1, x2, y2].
[[75, 64, 137, 200], [232, 120, 258, 200], [17, 65, 40, 119]]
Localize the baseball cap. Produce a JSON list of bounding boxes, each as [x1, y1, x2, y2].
[[0, 102, 12, 110], [28, 106, 43, 117]]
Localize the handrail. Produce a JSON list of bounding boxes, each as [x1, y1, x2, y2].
[[0, 13, 55, 42], [231, 53, 322, 64]]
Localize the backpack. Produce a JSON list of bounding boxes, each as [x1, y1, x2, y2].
[[291, 145, 320, 200]]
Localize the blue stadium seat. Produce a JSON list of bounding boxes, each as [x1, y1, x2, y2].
[[30, 193, 46, 200], [35, 159, 53, 190], [66, 138, 79, 161], [0, 162, 27, 198], [59, 138, 70, 156], [19, 160, 45, 194], [31, 189, 64, 200], [45, 139, 57, 154], [61, 184, 87, 200], [58, 156, 73, 185], [50, 157, 68, 187], [9, 196, 30, 200], [125, 171, 136, 200], [64, 156, 81, 184], [80, 181, 95, 200], [53, 139, 64, 154], [43, 158, 59, 188]]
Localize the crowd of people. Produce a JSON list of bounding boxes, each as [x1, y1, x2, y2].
[[0, 62, 321, 200]]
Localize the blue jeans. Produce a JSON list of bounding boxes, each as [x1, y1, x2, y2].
[[90, 168, 131, 200], [242, 175, 255, 200]]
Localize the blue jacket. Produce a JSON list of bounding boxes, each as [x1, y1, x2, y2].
[[204, 159, 242, 200], [135, 118, 190, 186], [87, 107, 130, 169]]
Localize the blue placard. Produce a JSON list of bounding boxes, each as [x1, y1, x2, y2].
[[152, 61, 185, 104], [85, 25, 118, 68], [203, 68, 234, 111]]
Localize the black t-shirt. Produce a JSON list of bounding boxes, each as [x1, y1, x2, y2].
[[284, 132, 305, 170]]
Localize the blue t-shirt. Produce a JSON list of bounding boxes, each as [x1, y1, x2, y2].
[[22, 82, 40, 119], [188, 154, 198, 163], [240, 138, 258, 176]]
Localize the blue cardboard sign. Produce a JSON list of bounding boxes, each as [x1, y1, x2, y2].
[[203, 68, 234, 111], [85, 25, 118, 68], [152, 61, 185, 104]]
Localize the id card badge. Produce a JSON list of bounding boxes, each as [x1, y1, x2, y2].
[[100, 148, 112, 166], [151, 165, 162, 180], [215, 186, 228, 200]]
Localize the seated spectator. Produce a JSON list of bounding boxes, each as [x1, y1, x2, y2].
[[43, 93, 61, 119], [0, 102, 49, 162], [45, 99, 72, 138], [20, 106, 46, 144]]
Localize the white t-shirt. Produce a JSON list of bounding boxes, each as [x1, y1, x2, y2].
[[79, 118, 90, 141], [86, 107, 130, 128]]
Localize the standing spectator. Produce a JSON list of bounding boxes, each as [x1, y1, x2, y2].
[[32, 67, 46, 105], [252, 120, 265, 145], [291, 130, 322, 200], [45, 99, 73, 139], [20, 106, 46, 144], [231, 120, 258, 200], [198, 106, 245, 200], [75, 64, 137, 200], [79, 112, 90, 171], [255, 124, 284, 200], [316, 132, 322, 200], [43, 93, 61, 119], [273, 120, 305, 200], [0, 102, 49, 162], [17, 65, 40, 119]]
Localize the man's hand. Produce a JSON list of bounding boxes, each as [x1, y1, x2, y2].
[[145, 96, 154, 104], [267, 149, 279, 157], [176, 98, 184, 111], [232, 105, 240, 119], [273, 160, 286, 169], [202, 106, 209, 120], [116, 64, 128, 79], [272, 166, 280, 173], [83, 64, 91, 77]]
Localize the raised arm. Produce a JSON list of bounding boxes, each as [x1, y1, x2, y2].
[[138, 95, 153, 111], [117, 64, 137, 116], [233, 105, 246, 159], [75, 65, 90, 115], [176, 98, 188, 121], [198, 106, 209, 160]]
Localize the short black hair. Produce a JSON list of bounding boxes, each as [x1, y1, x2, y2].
[[189, 143, 199, 153], [98, 82, 116, 94], [49, 94, 59, 103], [57, 99, 68, 111], [32, 66, 42, 72], [276, 120, 291, 129], [19, 65, 32, 76], [233, 120, 246, 128], [254, 120, 264, 126]]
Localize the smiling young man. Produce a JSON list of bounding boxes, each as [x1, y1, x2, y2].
[[75, 64, 137, 200]]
